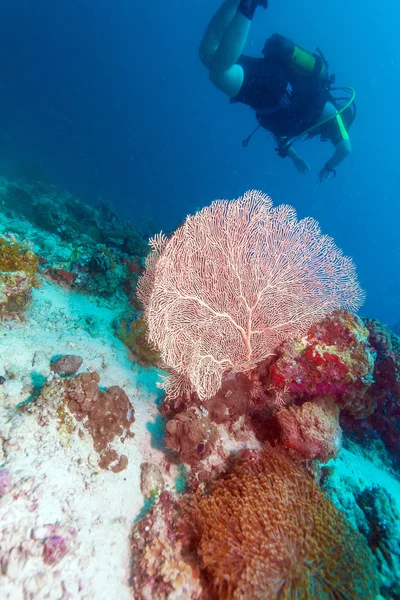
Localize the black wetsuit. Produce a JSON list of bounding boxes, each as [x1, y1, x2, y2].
[[231, 54, 336, 141]]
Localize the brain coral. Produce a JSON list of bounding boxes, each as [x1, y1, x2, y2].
[[184, 445, 378, 599]]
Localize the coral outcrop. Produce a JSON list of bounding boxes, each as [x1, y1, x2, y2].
[[156, 310, 377, 469], [0, 236, 41, 319], [26, 371, 135, 472], [130, 445, 379, 600]]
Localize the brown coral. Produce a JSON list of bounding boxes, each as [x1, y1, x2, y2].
[[204, 372, 251, 426], [62, 372, 135, 471], [165, 407, 219, 464], [276, 396, 342, 462], [183, 444, 378, 599]]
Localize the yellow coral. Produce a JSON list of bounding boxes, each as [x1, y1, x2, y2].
[[0, 237, 41, 285], [116, 315, 160, 366]]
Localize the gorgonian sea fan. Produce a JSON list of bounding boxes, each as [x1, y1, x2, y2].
[[137, 190, 364, 400]]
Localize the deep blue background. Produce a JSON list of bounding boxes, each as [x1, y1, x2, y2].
[[0, 0, 398, 323]]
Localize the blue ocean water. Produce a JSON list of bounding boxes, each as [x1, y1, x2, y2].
[[0, 0, 398, 324]]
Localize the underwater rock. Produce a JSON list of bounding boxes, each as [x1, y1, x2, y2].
[[341, 319, 400, 473], [357, 485, 400, 597], [140, 462, 165, 500], [130, 491, 203, 600], [0, 271, 32, 318], [51, 354, 83, 376]]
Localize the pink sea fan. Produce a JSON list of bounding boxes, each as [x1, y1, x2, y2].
[[137, 190, 364, 400]]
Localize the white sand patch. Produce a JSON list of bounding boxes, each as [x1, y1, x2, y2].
[[0, 281, 169, 599]]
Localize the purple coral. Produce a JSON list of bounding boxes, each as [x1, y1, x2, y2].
[[43, 535, 68, 564]]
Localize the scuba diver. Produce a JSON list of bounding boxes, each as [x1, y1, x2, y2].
[[199, 0, 356, 182]]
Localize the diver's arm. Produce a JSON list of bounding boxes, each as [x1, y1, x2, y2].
[[275, 136, 310, 174], [326, 138, 352, 170], [287, 145, 311, 174], [319, 138, 351, 182], [199, 0, 267, 98]]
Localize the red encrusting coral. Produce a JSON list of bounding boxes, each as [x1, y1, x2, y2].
[[263, 310, 376, 418]]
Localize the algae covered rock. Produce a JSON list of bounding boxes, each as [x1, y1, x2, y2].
[[0, 236, 41, 320]]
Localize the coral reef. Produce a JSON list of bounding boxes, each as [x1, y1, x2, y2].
[[138, 190, 364, 402], [1, 180, 148, 256], [276, 396, 342, 462], [2, 181, 400, 598], [156, 310, 377, 469], [130, 445, 378, 599], [264, 310, 376, 416], [27, 371, 135, 472], [0, 235, 41, 319], [0, 177, 149, 309]]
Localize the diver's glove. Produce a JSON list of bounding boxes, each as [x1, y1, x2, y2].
[[238, 0, 268, 20]]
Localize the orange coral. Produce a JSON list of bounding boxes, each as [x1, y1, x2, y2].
[[184, 445, 378, 599]]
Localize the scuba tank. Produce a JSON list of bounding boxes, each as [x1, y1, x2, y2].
[[262, 34, 328, 81]]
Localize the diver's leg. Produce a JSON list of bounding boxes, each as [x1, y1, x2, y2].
[[199, 0, 241, 69], [200, 0, 261, 97]]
